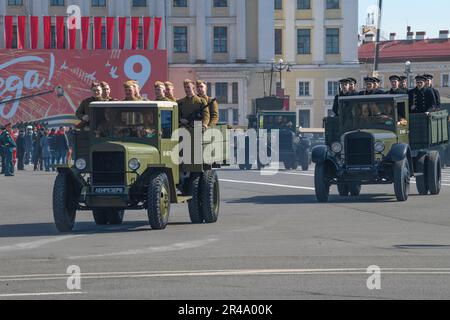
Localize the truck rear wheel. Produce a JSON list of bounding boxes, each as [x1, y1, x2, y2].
[[393, 159, 410, 202], [415, 154, 429, 195], [187, 173, 204, 224], [427, 151, 442, 195], [337, 184, 350, 196], [315, 163, 330, 203], [53, 172, 77, 232], [147, 173, 170, 230], [201, 170, 220, 223], [349, 184, 361, 196]]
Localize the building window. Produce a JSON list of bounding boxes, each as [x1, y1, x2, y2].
[[207, 83, 212, 97], [101, 26, 106, 49], [219, 109, 228, 123], [173, 0, 188, 7], [173, 26, 188, 53], [233, 109, 239, 125], [213, 0, 227, 7], [50, 0, 64, 6], [326, 0, 339, 9], [50, 26, 56, 48], [232, 82, 239, 104], [215, 83, 228, 103], [327, 81, 339, 96], [138, 26, 143, 49], [132, 0, 147, 7], [297, 0, 310, 9], [298, 82, 310, 96], [297, 29, 311, 54], [274, 0, 282, 10], [298, 110, 311, 128], [8, 0, 23, 5], [326, 28, 340, 54], [214, 26, 228, 53], [275, 29, 283, 55], [11, 26, 17, 49], [442, 74, 449, 87], [92, 0, 106, 7]]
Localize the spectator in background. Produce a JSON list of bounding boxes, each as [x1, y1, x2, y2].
[[1, 123, 16, 176], [24, 126, 33, 165], [55, 126, 69, 165], [40, 129, 52, 172], [16, 129, 26, 171], [33, 128, 43, 171], [48, 128, 57, 171]]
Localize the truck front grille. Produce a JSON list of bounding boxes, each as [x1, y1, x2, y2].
[[345, 133, 373, 166], [92, 152, 125, 186]]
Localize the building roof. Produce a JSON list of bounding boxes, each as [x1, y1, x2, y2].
[[359, 39, 450, 63]]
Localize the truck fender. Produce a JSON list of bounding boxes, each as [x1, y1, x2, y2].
[[141, 167, 178, 203], [311, 145, 328, 164], [386, 143, 409, 162]]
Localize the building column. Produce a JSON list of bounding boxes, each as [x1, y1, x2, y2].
[[312, 0, 325, 64], [258, 0, 274, 63], [235, 0, 247, 62], [342, 0, 358, 63], [196, 0, 207, 63], [155, 0, 167, 49], [284, 0, 296, 63]]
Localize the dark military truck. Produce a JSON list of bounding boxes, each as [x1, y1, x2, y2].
[[238, 97, 310, 171], [53, 101, 228, 232], [312, 94, 448, 202]]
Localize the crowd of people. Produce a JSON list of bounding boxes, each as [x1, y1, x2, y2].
[[0, 123, 73, 177], [332, 73, 441, 115]]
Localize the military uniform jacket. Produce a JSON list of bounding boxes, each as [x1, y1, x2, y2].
[[432, 87, 441, 106], [408, 87, 437, 113], [177, 95, 210, 127], [0, 131, 16, 150], [389, 88, 408, 94], [156, 96, 171, 102], [166, 96, 177, 103], [358, 89, 385, 96], [76, 96, 102, 120], [198, 94, 219, 126], [332, 92, 351, 116]]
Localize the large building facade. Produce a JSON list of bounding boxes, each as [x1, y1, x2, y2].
[[0, 0, 360, 127]]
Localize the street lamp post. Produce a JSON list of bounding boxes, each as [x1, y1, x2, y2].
[[405, 60, 412, 89], [269, 59, 292, 96]]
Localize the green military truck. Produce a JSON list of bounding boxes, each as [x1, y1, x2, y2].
[[238, 97, 310, 171], [53, 101, 228, 232], [312, 94, 448, 202]]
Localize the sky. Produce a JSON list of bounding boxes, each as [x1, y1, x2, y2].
[[358, 0, 450, 39]]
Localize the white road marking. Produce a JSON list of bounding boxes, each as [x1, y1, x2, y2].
[[68, 238, 219, 260], [0, 235, 85, 253], [220, 179, 315, 191], [0, 292, 84, 298], [2, 268, 450, 283]]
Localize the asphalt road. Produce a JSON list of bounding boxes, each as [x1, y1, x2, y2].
[[1, 164, 450, 300]]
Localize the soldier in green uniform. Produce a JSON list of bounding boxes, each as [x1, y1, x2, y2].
[[164, 81, 178, 102], [75, 82, 104, 125], [0, 123, 16, 176], [196, 80, 219, 127], [100, 81, 117, 101], [154, 81, 171, 101], [177, 79, 210, 129]]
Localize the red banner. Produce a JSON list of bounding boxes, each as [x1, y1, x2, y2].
[[119, 17, 127, 49], [43, 16, 52, 49], [81, 17, 90, 49], [0, 50, 168, 125], [154, 17, 162, 50], [131, 17, 140, 50], [94, 17, 103, 49], [30, 16, 39, 49], [4, 16, 13, 49], [106, 17, 115, 50], [143, 17, 151, 50], [69, 28, 77, 49], [17, 16, 26, 50], [56, 16, 65, 49]]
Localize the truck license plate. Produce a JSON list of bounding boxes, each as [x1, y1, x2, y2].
[[94, 187, 125, 194]]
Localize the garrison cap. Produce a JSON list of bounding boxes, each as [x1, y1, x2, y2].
[[415, 75, 427, 82], [347, 77, 357, 84], [389, 75, 401, 82], [423, 74, 434, 80]]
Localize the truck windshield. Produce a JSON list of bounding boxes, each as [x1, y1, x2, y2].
[[259, 114, 296, 130], [91, 107, 158, 139], [340, 101, 396, 132]]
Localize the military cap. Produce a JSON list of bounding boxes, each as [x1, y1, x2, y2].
[[372, 77, 381, 83], [389, 75, 401, 82], [364, 77, 376, 83], [423, 74, 434, 80], [347, 77, 357, 84], [415, 75, 427, 82], [338, 78, 350, 84], [399, 76, 407, 81]]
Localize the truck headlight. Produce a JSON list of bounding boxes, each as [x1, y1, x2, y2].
[[75, 158, 87, 170], [374, 141, 385, 153], [331, 142, 343, 154], [128, 158, 140, 171]]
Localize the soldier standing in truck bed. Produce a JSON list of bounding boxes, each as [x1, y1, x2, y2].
[[332, 78, 352, 116], [408, 75, 437, 113], [154, 81, 171, 101], [76, 82, 104, 125], [423, 74, 441, 108], [388, 75, 408, 94], [177, 79, 210, 129], [123, 80, 147, 101], [164, 81, 178, 102], [196, 80, 219, 126], [347, 78, 358, 95]]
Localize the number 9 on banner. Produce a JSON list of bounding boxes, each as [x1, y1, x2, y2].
[[124, 55, 151, 88]]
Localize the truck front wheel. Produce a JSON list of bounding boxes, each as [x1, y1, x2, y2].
[[147, 173, 171, 230], [53, 172, 77, 232], [93, 209, 124, 225], [315, 163, 330, 203], [427, 151, 442, 195], [393, 159, 410, 201], [187, 173, 204, 223], [201, 170, 220, 223], [415, 154, 429, 195], [337, 184, 350, 196]]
